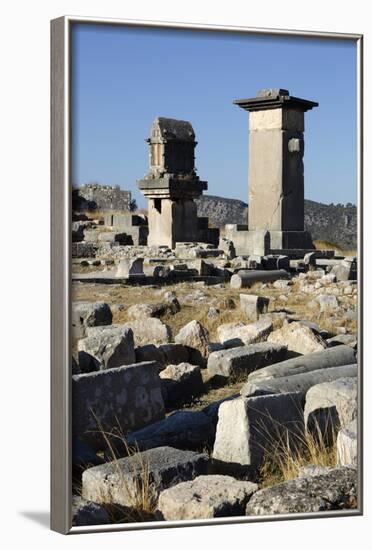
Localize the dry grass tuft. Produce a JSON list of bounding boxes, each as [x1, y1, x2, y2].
[[313, 239, 357, 257], [258, 413, 338, 488]]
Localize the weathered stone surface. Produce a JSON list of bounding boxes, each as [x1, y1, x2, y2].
[[241, 364, 357, 398], [72, 241, 97, 258], [246, 467, 357, 515], [158, 343, 190, 365], [72, 301, 113, 339], [134, 343, 190, 368], [202, 395, 240, 430], [162, 291, 181, 313], [239, 294, 269, 321], [304, 377, 357, 437], [78, 326, 135, 370], [316, 293, 339, 312], [231, 270, 290, 289], [127, 303, 167, 320], [219, 237, 236, 259], [217, 317, 273, 347], [247, 345, 356, 384], [337, 420, 357, 466], [175, 320, 210, 364], [194, 259, 214, 276], [160, 363, 204, 405], [126, 410, 214, 451], [72, 362, 165, 448], [212, 392, 304, 468], [134, 344, 165, 367], [327, 334, 357, 348], [331, 259, 357, 282], [116, 258, 144, 278], [273, 279, 292, 290], [207, 343, 287, 380], [207, 307, 220, 319], [123, 318, 172, 346], [267, 321, 327, 355], [72, 496, 110, 526], [298, 465, 333, 478], [82, 446, 209, 507], [158, 475, 258, 520]]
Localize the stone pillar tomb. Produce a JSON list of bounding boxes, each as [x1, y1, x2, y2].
[[138, 117, 218, 249], [226, 88, 318, 257]]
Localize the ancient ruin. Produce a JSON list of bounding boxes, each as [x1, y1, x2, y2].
[[226, 88, 318, 257], [70, 90, 358, 527], [138, 117, 219, 248]]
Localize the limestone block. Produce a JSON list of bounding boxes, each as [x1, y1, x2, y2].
[[158, 343, 190, 365], [241, 364, 357, 398], [246, 467, 357, 515], [207, 343, 287, 380], [126, 410, 214, 451], [123, 318, 172, 346], [116, 258, 144, 278], [175, 320, 210, 364], [212, 392, 304, 468], [134, 344, 165, 367], [78, 325, 135, 370], [160, 363, 204, 406], [218, 237, 236, 259], [337, 420, 357, 467], [72, 301, 112, 339], [304, 377, 357, 436], [239, 294, 269, 321], [157, 475, 258, 520], [127, 302, 173, 320], [72, 242, 97, 258], [262, 255, 290, 271], [82, 447, 209, 507], [217, 317, 273, 347], [247, 345, 356, 384], [316, 294, 339, 312], [267, 321, 327, 355], [72, 362, 165, 449], [331, 260, 357, 282], [249, 107, 304, 132], [71, 496, 110, 526]]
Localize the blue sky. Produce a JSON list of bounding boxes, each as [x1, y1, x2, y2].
[[71, 24, 357, 208]]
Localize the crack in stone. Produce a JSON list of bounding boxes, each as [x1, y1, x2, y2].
[[269, 189, 294, 229]]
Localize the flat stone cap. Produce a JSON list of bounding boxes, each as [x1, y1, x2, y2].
[[151, 117, 195, 142], [234, 89, 318, 112]]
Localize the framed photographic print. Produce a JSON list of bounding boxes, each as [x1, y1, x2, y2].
[[51, 15, 363, 534]]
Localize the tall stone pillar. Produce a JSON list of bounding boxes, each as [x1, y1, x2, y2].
[[233, 88, 318, 253], [138, 117, 219, 248]]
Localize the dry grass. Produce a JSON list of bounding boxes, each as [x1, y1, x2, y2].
[[258, 415, 338, 488], [72, 274, 357, 348], [313, 239, 357, 257]]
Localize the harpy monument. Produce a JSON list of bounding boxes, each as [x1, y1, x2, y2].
[[138, 117, 219, 249], [226, 88, 318, 257]]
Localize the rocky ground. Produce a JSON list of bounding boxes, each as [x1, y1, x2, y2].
[[71, 263, 358, 527]]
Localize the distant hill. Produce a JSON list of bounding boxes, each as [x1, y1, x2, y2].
[[195, 195, 357, 250]]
